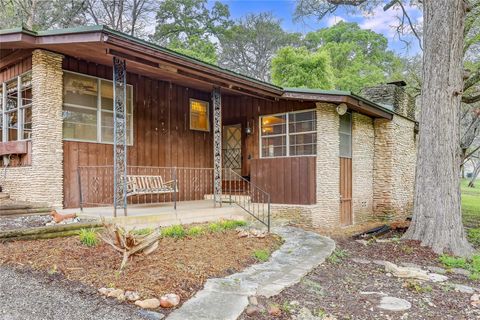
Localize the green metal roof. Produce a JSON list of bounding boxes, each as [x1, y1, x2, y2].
[[1, 25, 416, 121]]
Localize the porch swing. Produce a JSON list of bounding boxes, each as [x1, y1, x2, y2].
[[126, 175, 178, 197]]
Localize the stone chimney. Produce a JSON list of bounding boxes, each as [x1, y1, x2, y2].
[[360, 81, 415, 120]]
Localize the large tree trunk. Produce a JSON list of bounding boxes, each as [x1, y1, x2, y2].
[[404, 0, 474, 257]]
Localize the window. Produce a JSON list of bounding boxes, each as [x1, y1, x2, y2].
[[190, 99, 209, 131], [339, 112, 352, 158], [62, 72, 133, 144], [260, 110, 317, 158], [0, 71, 32, 142]]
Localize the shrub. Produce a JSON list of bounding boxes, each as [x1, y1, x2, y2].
[[187, 226, 205, 237], [253, 249, 270, 262], [208, 222, 222, 233], [162, 225, 186, 239], [218, 220, 247, 230], [78, 228, 99, 247]]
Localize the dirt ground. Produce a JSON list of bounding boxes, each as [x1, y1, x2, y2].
[[0, 228, 281, 314], [240, 226, 480, 320]]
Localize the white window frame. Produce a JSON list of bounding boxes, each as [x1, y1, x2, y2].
[[62, 70, 134, 145], [0, 71, 32, 143], [339, 111, 352, 158], [189, 98, 210, 132], [259, 109, 317, 158]]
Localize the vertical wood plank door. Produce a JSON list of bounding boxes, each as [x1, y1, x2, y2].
[[340, 157, 353, 226]]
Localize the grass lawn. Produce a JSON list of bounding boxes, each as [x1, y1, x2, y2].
[[462, 179, 480, 229]]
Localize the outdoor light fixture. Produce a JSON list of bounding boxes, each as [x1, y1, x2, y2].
[[245, 120, 252, 135], [336, 103, 348, 115]]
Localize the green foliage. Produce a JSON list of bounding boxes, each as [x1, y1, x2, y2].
[[78, 228, 99, 247], [327, 249, 349, 264], [303, 22, 404, 92], [271, 46, 334, 89], [218, 12, 301, 81], [404, 279, 433, 294], [439, 254, 467, 269], [152, 0, 231, 64], [208, 222, 222, 233], [162, 225, 186, 239], [187, 226, 205, 237], [253, 249, 270, 262], [218, 220, 247, 230], [132, 228, 153, 236]]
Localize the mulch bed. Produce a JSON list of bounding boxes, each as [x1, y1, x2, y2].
[[240, 225, 480, 320], [0, 228, 281, 314]]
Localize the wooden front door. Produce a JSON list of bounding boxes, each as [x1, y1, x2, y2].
[[222, 124, 242, 176], [340, 157, 353, 226]]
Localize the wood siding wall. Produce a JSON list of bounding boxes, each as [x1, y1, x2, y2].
[[250, 157, 316, 205], [339, 157, 353, 225], [63, 56, 214, 208], [0, 56, 32, 83]]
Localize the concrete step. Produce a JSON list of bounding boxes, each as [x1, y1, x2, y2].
[[81, 206, 249, 229], [0, 193, 10, 201], [0, 207, 51, 217]]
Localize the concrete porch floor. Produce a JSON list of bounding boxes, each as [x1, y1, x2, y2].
[[59, 200, 250, 229]]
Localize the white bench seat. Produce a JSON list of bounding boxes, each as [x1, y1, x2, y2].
[[126, 175, 177, 197]]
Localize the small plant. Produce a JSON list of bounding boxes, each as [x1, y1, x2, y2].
[[400, 245, 415, 254], [280, 302, 291, 314], [218, 220, 247, 230], [327, 249, 349, 264], [162, 225, 186, 238], [208, 222, 222, 233], [403, 280, 432, 293], [468, 228, 480, 247], [439, 254, 467, 269], [253, 249, 270, 262], [470, 273, 480, 281], [48, 264, 58, 275], [78, 228, 99, 247], [187, 226, 205, 237], [132, 227, 153, 236]]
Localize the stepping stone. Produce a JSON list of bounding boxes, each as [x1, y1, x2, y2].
[[377, 296, 411, 312], [428, 266, 447, 274], [453, 283, 476, 294], [451, 268, 471, 277]]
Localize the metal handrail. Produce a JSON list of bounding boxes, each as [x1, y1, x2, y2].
[[223, 168, 271, 232]]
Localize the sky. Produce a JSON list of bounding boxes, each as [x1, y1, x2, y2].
[[219, 0, 423, 56]]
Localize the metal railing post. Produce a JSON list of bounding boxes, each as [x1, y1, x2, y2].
[[173, 167, 177, 210], [267, 194, 271, 233], [77, 168, 83, 212]]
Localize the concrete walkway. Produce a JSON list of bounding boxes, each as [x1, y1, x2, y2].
[[167, 226, 335, 320]]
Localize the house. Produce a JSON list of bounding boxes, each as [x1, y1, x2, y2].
[[0, 26, 417, 228]]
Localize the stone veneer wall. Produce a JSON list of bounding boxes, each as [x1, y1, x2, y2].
[[352, 112, 375, 224], [373, 115, 416, 220], [313, 103, 340, 227], [2, 50, 64, 207], [360, 84, 415, 119]]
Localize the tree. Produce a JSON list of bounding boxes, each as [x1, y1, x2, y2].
[[218, 12, 301, 82], [271, 46, 334, 89], [304, 21, 404, 92], [0, 0, 87, 30], [296, 0, 474, 256], [84, 0, 157, 37], [151, 0, 231, 64]]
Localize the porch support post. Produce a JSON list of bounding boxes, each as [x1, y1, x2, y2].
[[212, 87, 222, 207], [113, 57, 128, 217]]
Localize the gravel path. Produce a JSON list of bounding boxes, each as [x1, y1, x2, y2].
[[0, 266, 159, 320]]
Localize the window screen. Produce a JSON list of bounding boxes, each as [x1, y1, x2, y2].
[[339, 112, 352, 158]]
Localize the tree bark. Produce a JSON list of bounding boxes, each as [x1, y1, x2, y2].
[[403, 0, 474, 257]]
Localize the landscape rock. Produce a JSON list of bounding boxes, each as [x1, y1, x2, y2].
[[453, 284, 476, 294], [268, 305, 281, 317], [98, 287, 114, 296], [384, 261, 447, 282], [427, 266, 447, 274], [355, 240, 369, 246], [471, 294, 480, 307], [248, 296, 258, 306], [293, 307, 321, 320], [159, 293, 180, 308], [107, 289, 125, 299], [125, 291, 140, 302], [377, 296, 412, 312], [135, 298, 161, 309], [246, 305, 260, 316], [451, 268, 471, 277]]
